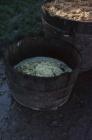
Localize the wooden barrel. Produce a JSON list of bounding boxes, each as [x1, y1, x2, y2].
[[42, 1, 92, 72], [4, 36, 81, 110]]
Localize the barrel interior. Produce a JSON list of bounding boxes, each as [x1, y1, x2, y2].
[[6, 37, 81, 71]]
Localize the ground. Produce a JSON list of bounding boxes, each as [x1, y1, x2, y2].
[[0, 0, 92, 140], [0, 0, 42, 43], [0, 61, 92, 140]]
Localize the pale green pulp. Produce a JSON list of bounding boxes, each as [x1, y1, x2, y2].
[[15, 57, 72, 77]]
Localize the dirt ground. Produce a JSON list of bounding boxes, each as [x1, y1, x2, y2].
[[0, 0, 42, 43], [0, 0, 92, 139], [0, 59, 92, 140]]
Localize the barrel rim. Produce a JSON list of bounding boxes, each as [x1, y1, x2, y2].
[[4, 36, 81, 80], [42, 2, 92, 24], [42, 2, 92, 35]]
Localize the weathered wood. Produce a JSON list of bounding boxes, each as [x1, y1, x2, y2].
[[4, 37, 81, 110]]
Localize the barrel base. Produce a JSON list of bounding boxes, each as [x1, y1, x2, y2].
[[12, 92, 71, 111]]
